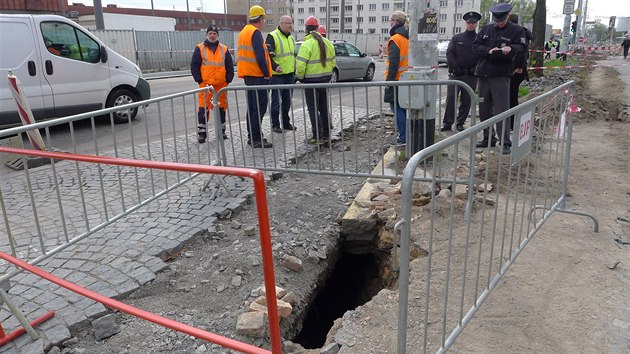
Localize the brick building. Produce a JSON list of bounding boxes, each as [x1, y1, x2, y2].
[[0, 0, 247, 32]]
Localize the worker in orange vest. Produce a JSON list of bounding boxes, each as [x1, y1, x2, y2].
[[237, 5, 273, 148], [190, 25, 234, 143], [384, 10, 409, 146]]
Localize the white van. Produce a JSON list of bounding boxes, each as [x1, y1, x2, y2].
[[0, 14, 150, 128]]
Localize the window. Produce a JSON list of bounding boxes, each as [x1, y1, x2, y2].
[[345, 43, 361, 56], [309, 7, 315, 12], [331, 6, 339, 12], [332, 18, 339, 23], [357, 5, 363, 10], [455, 13, 462, 20], [266, 0, 273, 2], [266, 19, 274, 25], [357, 28, 363, 33], [320, 7, 326, 12], [382, 3, 389, 10], [369, 4, 376, 10], [439, 27, 446, 33], [357, 17, 363, 22], [381, 16, 389, 22], [267, 8, 273, 14], [456, 0, 463, 6], [298, 19, 304, 24], [381, 28, 389, 34], [345, 5, 352, 11], [279, 8, 285, 13], [40, 21, 100, 63], [440, 0, 447, 7], [394, 3, 404, 9], [298, 8, 304, 13], [454, 27, 462, 33], [344, 29, 352, 33], [440, 14, 447, 21], [345, 17, 352, 23], [369, 16, 376, 22]]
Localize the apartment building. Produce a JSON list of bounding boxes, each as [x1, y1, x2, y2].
[[229, 0, 480, 40]]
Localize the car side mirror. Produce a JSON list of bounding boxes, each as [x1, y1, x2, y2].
[[100, 46, 108, 63], [360, 52, 367, 57]]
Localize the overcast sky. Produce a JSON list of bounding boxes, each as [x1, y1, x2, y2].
[[80, 0, 630, 28]]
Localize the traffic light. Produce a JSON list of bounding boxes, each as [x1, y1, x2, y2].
[[571, 21, 577, 33]]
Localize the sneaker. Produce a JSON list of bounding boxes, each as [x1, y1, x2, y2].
[[251, 139, 273, 148], [475, 139, 498, 148], [271, 126, 283, 133], [282, 124, 296, 131], [440, 125, 452, 132], [456, 124, 465, 132], [222, 133, 229, 140], [308, 137, 324, 145], [502, 145, 511, 155]]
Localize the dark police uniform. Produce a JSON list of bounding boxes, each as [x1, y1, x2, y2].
[[442, 11, 481, 132], [472, 2, 527, 154]]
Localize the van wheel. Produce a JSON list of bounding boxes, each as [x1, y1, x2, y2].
[[363, 64, 375, 81], [330, 69, 339, 83], [106, 89, 138, 124]]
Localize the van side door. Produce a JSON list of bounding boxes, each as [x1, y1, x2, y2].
[[0, 17, 53, 127], [36, 20, 111, 117]]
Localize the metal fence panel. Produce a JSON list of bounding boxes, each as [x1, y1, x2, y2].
[[92, 29, 137, 64], [135, 31, 172, 72], [395, 81, 599, 353]]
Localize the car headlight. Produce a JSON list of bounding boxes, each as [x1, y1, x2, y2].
[[133, 64, 141, 73]]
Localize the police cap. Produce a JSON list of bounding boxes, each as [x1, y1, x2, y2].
[[206, 25, 219, 34], [463, 11, 481, 23], [489, 2, 512, 21]]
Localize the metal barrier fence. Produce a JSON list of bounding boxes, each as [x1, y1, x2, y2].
[[394, 81, 599, 353], [0, 147, 281, 353]]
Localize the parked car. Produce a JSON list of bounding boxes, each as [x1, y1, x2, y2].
[[294, 39, 375, 82], [0, 14, 150, 129], [438, 40, 450, 64]]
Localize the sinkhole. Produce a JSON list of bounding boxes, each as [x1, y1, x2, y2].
[[293, 250, 396, 349]]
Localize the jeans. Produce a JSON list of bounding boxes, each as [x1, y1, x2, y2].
[[270, 73, 294, 127], [389, 100, 406, 144], [244, 77, 270, 143]]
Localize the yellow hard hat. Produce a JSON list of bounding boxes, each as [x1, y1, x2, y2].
[[249, 5, 266, 20]]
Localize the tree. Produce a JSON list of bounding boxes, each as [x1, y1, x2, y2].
[[479, 0, 536, 27], [531, 0, 546, 73]]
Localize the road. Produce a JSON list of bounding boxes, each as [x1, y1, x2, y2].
[[36, 62, 449, 155]]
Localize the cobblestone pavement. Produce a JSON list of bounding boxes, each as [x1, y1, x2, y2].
[[0, 104, 377, 354]]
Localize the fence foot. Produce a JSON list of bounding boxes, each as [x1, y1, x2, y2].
[[528, 205, 599, 233], [0, 310, 55, 347]]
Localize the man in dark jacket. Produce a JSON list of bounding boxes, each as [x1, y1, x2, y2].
[[508, 14, 532, 129], [622, 35, 630, 59], [190, 25, 234, 143], [440, 11, 481, 132], [472, 2, 527, 155]]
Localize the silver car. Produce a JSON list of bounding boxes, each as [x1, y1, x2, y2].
[[295, 40, 375, 82], [438, 40, 449, 64]]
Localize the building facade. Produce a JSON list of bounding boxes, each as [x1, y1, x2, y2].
[[1, 0, 246, 32], [228, 0, 479, 40]]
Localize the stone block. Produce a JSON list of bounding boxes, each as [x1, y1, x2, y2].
[[236, 312, 266, 338]]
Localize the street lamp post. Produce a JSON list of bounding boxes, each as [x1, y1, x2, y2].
[[186, 0, 192, 31]]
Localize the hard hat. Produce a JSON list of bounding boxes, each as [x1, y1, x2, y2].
[[249, 5, 266, 20], [317, 25, 327, 36], [305, 16, 319, 27]]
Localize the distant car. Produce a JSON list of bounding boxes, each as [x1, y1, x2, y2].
[[294, 39, 375, 82], [438, 40, 450, 64]]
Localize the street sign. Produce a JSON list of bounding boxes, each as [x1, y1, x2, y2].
[[574, 9, 582, 16], [579, 36, 584, 43], [563, 3, 575, 15]]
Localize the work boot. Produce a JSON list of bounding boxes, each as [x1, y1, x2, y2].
[[502, 145, 512, 155], [475, 139, 497, 148], [197, 124, 206, 144], [440, 125, 452, 132], [456, 124, 465, 132]]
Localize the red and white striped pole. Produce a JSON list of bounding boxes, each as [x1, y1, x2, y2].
[[7, 71, 47, 151]]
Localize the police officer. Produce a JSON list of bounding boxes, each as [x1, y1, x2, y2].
[[440, 11, 481, 132], [237, 5, 273, 148], [473, 2, 527, 155], [190, 25, 234, 143], [266, 15, 296, 133]]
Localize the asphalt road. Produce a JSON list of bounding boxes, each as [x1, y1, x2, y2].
[[37, 62, 449, 154]]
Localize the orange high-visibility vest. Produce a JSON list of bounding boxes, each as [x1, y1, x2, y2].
[[385, 33, 409, 81], [197, 42, 228, 85], [237, 24, 272, 78]]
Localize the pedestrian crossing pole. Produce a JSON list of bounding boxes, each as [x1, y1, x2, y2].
[[404, 0, 439, 157]]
